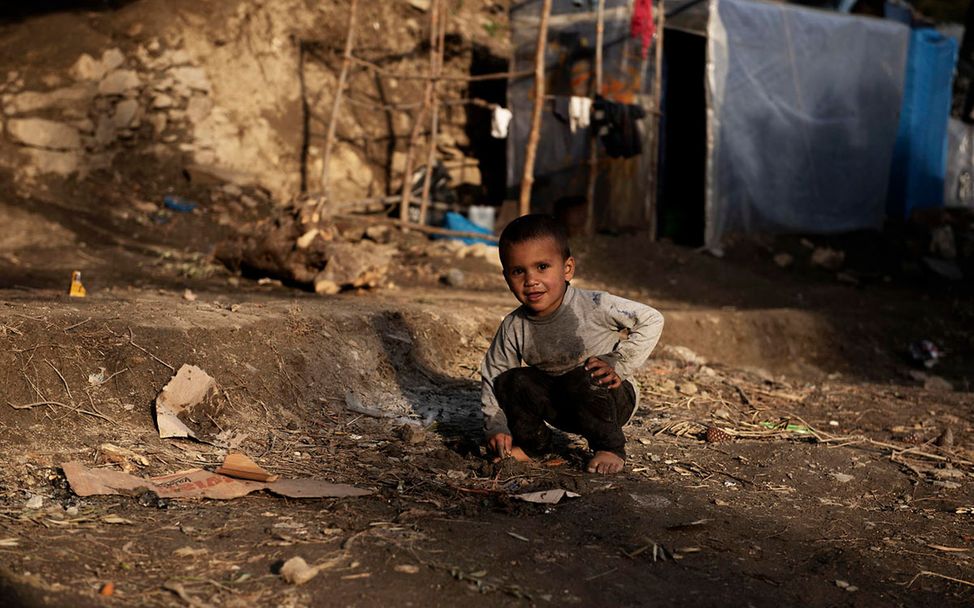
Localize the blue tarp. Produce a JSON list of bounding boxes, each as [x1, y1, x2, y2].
[[888, 29, 958, 219], [437, 212, 497, 246]]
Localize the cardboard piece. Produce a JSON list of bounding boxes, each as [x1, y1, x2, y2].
[[62, 461, 370, 500], [155, 364, 216, 440], [514, 489, 581, 505], [215, 452, 279, 482]]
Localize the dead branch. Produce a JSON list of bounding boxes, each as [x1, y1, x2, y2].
[[517, 0, 553, 216]]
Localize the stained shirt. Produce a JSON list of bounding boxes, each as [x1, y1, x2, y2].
[[481, 285, 664, 436]]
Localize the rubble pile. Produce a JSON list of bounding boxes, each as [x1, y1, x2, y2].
[[215, 208, 394, 294]]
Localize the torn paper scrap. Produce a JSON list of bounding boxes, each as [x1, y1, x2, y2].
[[62, 461, 370, 500], [155, 364, 216, 440], [514, 489, 581, 505], [215, 452, 279, 482]]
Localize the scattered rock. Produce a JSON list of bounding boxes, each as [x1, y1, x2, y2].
[[151, 94, 174, 109], [313, 241, 392, 294], [408, 0, 431, 11], [397, 425, 426, 445], [830, 472, 854, 484], [7, 118, 81, 150], [6, 85, 94, 114], [442, 268, 465, 287], [678, 382, 699, 396], [23, 148, 81, 176], [24, 495, 43, 509], [662, 345, 706, 366], [394, 564, 420, 574], [296, 229, 319, 249], [280, 556, 320, 585], [810, 247, 845, 271], [98, 69, 141, 96], [70, 53, 105, 81], [169, 66, 211, 92], [365, 224, 391, 244], [183, 289, 197, 302], [772, 252, 794, 268], [185, 95, 212, 124], [148, 113, 167, 136], [111, 99, 140, 129]]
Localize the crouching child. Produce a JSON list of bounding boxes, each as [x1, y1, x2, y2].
[[481, 214, 664, 474]]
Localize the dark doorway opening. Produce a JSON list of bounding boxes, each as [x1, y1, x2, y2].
[[658, 28, 707, 246]]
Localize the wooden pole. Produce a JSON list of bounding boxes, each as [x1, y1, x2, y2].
[[313, 0, 359, 224], [398, 1, 439, 226], [418, 0, 445, 227], [584, 0, 606, 236], [647, 0, 665, 240], [517, 0, 553, 217]]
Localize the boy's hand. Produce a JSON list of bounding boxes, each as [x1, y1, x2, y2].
[[585, 356, 621, 389], [487, 433, 513, 458]]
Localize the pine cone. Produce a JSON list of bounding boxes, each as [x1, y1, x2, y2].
[[902, 432, 925, 445], [706, 427, 732, 443]]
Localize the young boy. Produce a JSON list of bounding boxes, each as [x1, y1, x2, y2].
[[481, 214, 664, 474]]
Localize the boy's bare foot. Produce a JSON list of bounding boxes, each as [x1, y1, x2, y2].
[[493, 446, 532, 463], [587, 451, 624, 474]]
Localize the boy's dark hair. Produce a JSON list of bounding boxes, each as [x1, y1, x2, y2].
[[498, 214, 572, 263]]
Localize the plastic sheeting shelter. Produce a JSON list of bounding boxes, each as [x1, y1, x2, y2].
[[705, 0, 910, 249], [888, 29, 958, 219]]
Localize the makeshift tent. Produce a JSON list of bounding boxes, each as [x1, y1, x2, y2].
[[705, 0, 910, 249]]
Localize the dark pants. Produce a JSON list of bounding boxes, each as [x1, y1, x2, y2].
[[494, 365, 636, 458]]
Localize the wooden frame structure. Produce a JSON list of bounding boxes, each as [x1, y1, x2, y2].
[[307, 0, 666, 240]]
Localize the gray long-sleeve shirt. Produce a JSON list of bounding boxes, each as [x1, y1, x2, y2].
[[481, 285, 664, 436]]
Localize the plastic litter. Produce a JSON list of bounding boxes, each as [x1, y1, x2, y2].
[[163, 195, 198, 213]]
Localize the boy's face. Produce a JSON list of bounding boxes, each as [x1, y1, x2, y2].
[[501, 236, 575, 317]]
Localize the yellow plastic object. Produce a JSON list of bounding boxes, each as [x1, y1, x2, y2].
[[69, 271, 86, 298]]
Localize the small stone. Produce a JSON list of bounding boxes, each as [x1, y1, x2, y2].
[[365, 224, 391, 244], [111, 99, 140, 128], [835, 579, 850, 589], [169, 66, 211, 92], [98, 69, 141, 96], [773, 253, 794, 268], [185, 95, 212, 124], [151, 94, 174, 109], [25, 495, 43, 509], [397, 425, 426, 445], [442, 268, 465, 287], [65, 505, 79, 516], [7, 118, 81, 150], [183, 289, 197, 302], [71, 54, 104, 81], [148, 113, 167, 136], [280, 556, 319, 585], [810, 247, 845, 271], [677, 382, 698, 396], [394, 564, 420, 574], [831, 472, 854, 484]]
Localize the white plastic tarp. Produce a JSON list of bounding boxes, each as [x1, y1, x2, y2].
[[946, 117, 974, 208], [705, 0, 909, 249]]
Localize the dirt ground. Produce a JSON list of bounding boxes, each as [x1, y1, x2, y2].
[[0, 173, 973, 608]]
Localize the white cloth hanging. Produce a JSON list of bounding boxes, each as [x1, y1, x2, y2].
[[491, 107, 513, 139], [568, 96, 592, 133]]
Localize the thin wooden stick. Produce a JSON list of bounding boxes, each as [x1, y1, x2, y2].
[[584, 0, 606, 236], [647, 0, 665, 239], [417, 0, 444, 228], [904, 570, 974, 588], [313, 0, 360, 223], [345, 55, 532, 82], [45, 360, 73, 404], [334, 214, 498, 242], [398, 87, 433, 224], [518, 0, 553, 217], [7, 401, 69, 410]]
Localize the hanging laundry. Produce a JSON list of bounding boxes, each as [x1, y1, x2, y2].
[[491, 107, 513, 139], [631, 0, 656, 59], [592, 96, 647, 158], [568, 96, 592, 133]]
